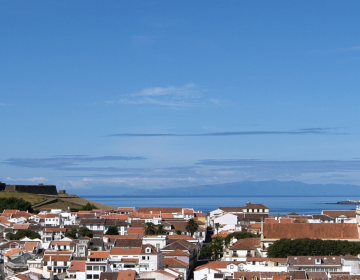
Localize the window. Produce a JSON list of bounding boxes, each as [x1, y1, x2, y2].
[[93, 275, 99, 279], [94, 266, 99, 271], [87, 266, 92, 271], [142, 256, 146, 260], [87, 275, 93, 279], [230, 265, 234, 269]]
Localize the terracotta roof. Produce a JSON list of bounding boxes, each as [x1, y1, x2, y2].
[[183, 209, 194, 214], [110, 247, 141, 255], [45, 214, 58, 218], [45, 250, 73, 255], [68, 260, 86, 272], [127, 228, 145, 234], [104, 235, 139, 239], [162, 249, 190, 256], [14, 224, 30, 230], [243, 203, 269, 209], [168, 235, 196, 241], [249, 224, 261, 229], [306, 272, 328, 280], [4, 248, 22, 256], [218, 206, 244, 212], [100, 214, 128, 220], [13, 211, 34, 218], [24, 241, 38, 251], [195, 261, 243, 271], [43, 227, 66, 232], [322, 210, 356, 218], [163, 257, 188, 267], [263, 223, 359, 240], [117, 270, 136, 280], [138, 207, 183, 213], [230, 238, 261, 250], [163, 239, 197, 251], [288, 256, 342, 266], [100, 272, 119, 280], [311, 214, 334, 220], [16, 275, 32, 280], [43, 255, 72, 261], [115, 239, 142, 248], [50, 240, 72, 246], [161, 213, 173, 219], [3, 209, 18, 214], [89, 251, 110, 258], [117, 207, 135, 211], [121, 258, 139, 262]]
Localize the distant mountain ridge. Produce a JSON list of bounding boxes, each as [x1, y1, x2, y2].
[[125, 180, 360, 197]]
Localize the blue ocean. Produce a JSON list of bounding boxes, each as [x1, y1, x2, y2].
[[81, 195, 360, 215]]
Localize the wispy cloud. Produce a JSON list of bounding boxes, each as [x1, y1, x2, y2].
[[338, 46, 360, 52], [108, 84, 214, 107], [196, 159, 360, 173], [5, 177, 48, 182], [4, 155, 146, 169], [109, 127, 345, 137]]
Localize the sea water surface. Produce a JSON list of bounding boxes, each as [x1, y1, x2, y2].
[[81, 195, 360, 214]]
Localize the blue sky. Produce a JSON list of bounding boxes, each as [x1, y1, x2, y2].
[[1, 1, 360, 194]]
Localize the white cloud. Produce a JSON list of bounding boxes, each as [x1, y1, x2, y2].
[[5, 177, 48, 182], [114, 84, 214, 107]]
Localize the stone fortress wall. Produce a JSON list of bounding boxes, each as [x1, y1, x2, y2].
[[0, 181, 58, 195]]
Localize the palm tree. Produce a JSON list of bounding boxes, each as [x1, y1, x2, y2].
[[155, 224, 167, 235], [215, 223, 220, 235], [144, 222, 156, 235], [185, 218, 198, 237]]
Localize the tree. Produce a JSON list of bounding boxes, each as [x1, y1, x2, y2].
[[224, 231, 259, 246], [0, 197, 34, 213], [185, 218, 198, 237], [267, 238, 360, 258], [65, 228, 78, 239], [214, 223, 220, 235], [144, 222, 156, 235], [105, 226, 119, 235], [175, 230, 182, 235], [212, 236, 224, 260], [200, 244, 213, 258], [78, 226, 93, 238], [80, 202, 97, 211], [155, 224, 166, 235], [6, 229, 41, 240]]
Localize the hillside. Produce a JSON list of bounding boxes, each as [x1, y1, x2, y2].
[[0, 192, 115, 211]]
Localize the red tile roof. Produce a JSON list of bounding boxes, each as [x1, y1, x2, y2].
[[163, 258, 188, 267], [229, 238, 261, 250], [68, 261, 86, 272], [89, 251, 110, 258], [322, 210, 356, 218], [110, 247, 141, 255], [117, 270, 136, 280], [263, 223, 359, 240]]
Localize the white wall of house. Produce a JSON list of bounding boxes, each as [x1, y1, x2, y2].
[[142, 236, 168, 250]]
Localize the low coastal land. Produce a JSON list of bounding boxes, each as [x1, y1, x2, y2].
[[0, 191, 115, 211]]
